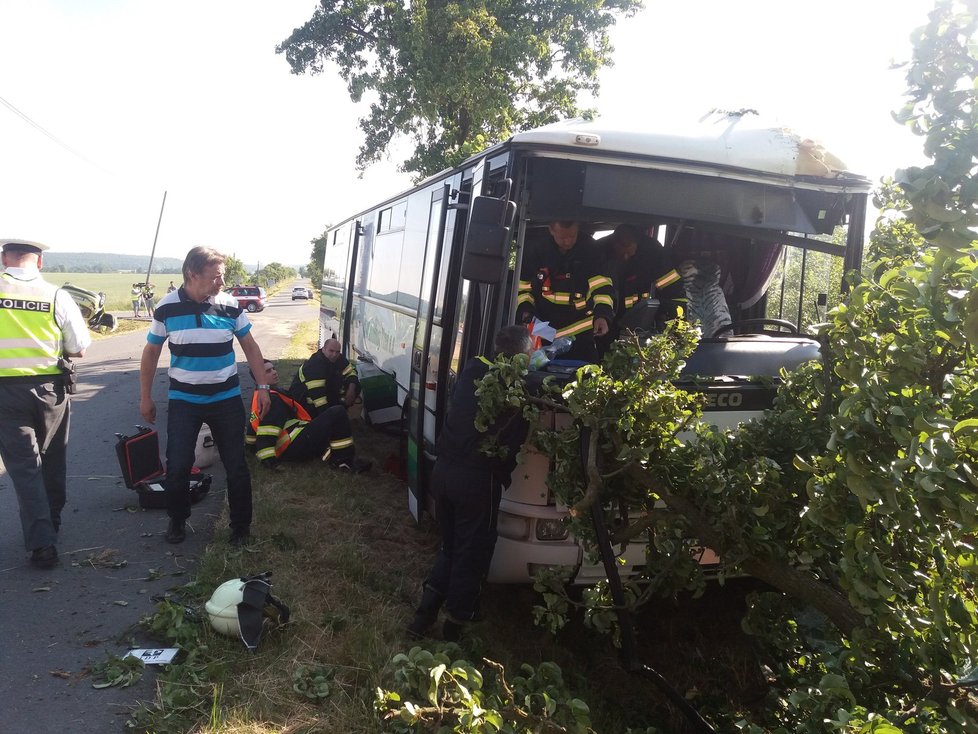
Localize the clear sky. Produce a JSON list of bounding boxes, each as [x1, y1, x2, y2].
[[0, 0, 933, 268]]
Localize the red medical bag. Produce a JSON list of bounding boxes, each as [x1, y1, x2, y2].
[[115, 426, 211, 509]]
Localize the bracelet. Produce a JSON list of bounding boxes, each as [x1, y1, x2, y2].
[[255, 384, 271, 391]]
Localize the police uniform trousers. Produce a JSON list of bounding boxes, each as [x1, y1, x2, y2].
[[425, 459, 503, 622], [0, 379, 69, 551]]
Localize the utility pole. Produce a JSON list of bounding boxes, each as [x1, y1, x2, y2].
[[145, 191, 167, 285]]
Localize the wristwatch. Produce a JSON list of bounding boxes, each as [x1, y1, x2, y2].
[[255, 384, 271, 391]]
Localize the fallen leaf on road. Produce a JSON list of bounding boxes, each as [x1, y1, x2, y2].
[[83, 549, 127, 569], [32, 586, 52, 592]]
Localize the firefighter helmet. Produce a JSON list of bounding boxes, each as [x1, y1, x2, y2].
[[205, 578, 246, 637], [204, 573, 290, 651]]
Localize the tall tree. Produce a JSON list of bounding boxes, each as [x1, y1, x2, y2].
[[307, 229, 328, 289], [277, 0, 642, 178], [223, 255, 248, 286]]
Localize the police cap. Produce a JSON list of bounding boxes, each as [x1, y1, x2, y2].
[[0, 239, 50, 255]]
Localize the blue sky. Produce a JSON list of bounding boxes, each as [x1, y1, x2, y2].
[[0, 0, 932, 267]]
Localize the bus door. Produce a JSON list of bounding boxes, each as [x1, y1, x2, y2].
[[341, 221, 361, 350], [407, 179, 464, 521]]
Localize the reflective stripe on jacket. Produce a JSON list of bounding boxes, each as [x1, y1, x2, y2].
[[515, 236, 615, 332], [0, 273, 62, 377], [248, 389, 313, 461]]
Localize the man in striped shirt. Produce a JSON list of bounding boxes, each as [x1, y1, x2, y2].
[[139, 247, 270, 547]]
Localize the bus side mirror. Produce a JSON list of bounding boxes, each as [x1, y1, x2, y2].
[[461, 194, 516, 284]]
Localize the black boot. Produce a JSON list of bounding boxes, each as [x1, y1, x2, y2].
[[442, 619, 463, 642], [406, 586, 444, 639]]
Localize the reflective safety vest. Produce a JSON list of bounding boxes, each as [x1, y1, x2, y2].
[[249, 389, 313, 460], [0, 273, 62, 378]]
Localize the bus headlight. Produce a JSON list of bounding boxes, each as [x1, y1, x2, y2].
[[497, 511, 530, 541], [535, 518, 569, 541]]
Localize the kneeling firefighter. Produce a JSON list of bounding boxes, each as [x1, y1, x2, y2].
[[246, 360, 370, 473]]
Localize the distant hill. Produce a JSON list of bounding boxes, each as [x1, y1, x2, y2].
[[41, 252, 185, 274]]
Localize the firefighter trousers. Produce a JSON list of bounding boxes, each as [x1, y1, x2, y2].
[[425, 460, 503, 622], [283, 404, 354, 465]]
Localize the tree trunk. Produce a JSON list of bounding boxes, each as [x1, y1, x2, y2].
[[629, 465, 862, 635]]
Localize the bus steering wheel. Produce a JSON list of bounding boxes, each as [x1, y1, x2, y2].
[[711, 318, 799, 338]]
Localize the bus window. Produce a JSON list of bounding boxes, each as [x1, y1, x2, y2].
[[419, 193, 444, 319], [396, 191, 431, 311], [370, 209, 404, 304], [378, 201, 407, 233]]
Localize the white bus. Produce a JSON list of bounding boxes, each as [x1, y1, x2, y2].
[[318, 112, 872, 583]]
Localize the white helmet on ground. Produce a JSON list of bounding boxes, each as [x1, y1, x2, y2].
[[204, 572, 290, 652]]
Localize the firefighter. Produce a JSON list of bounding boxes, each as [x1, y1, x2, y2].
[[289, 338, 360, 416], [598, 224, 682, 350], [0, 239, 91, 569], [515, 221, 615, 362], [247, 360, 370, 473]]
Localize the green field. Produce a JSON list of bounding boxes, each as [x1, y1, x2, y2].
[[49, 272, 178, 312]]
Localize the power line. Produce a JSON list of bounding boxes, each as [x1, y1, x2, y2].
[[0, 94, 109, 173]]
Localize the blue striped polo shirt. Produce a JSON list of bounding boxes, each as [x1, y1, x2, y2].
[[147, 287, 252, 404]]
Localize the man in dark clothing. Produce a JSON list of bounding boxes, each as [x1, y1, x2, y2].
[[289, 338, 360, 416], [516, 221, 615, 362], [247, 360, 370, 473], [407, 325, 534, 642]]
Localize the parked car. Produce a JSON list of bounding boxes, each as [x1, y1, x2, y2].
[[292, 286, 310, 301], [226, 285, 266, 312]]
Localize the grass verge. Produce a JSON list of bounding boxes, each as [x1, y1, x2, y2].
[[124, 320, 763, 733]]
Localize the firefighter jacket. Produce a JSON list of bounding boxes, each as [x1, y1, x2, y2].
[[516, 234, 615, 340], [247, 388, 354, 463], [604, 241, 682, 315], [289, 349, 359, 415], [0, 271, 64, 379]]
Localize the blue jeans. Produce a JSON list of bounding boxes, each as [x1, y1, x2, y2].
[[165, 396, 251, 531]]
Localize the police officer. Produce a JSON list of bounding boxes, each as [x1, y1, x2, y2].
[[0, 238, 91, 569], [516, 221, 615, 362]]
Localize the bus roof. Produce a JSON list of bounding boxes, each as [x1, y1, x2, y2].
[[509, 113, 871, 186]]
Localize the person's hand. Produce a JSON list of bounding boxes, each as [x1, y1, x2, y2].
[[593, 317, 610, 337], [254, 389, 271, 419], [139, 397, 156, 424]]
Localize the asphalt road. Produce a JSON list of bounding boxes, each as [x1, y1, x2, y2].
[[0, 282, 318, 733]]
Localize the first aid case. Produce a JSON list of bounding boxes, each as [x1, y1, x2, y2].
[[115, 426, 211, 509]]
